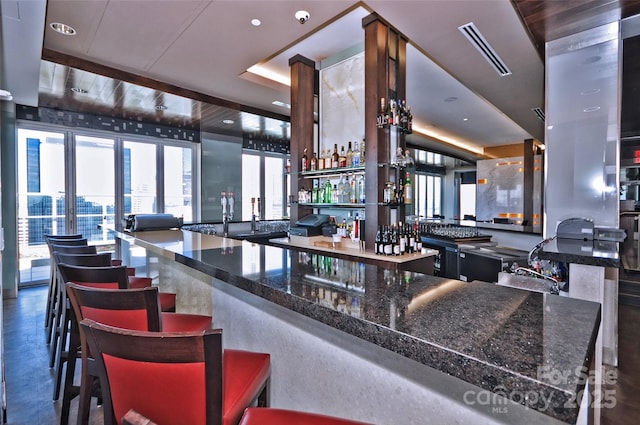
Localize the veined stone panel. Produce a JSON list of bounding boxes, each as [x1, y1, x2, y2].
[[319, 52, 365, 153]]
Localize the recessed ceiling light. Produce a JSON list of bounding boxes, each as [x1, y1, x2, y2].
[[583, 106, 600, 113], [50, 22, 77, 35], [222, 119, 235, 125], [444, 97, 458, 103], [272, 100, 291, 109], [70, 87, 88, 94], [155, 105, 167, 111], [463, 117, 469, 121], [251, 18, 261, 26]]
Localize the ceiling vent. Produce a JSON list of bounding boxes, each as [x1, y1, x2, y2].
[[458, 22, 512, 77], [532, 107, 545, 122]]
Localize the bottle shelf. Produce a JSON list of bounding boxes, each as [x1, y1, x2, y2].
[[377, 123, 412, 134], [299, 202, 366, 208], [299, 166, 366, 179]]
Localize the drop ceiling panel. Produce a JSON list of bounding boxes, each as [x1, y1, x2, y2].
[[44, 0, 109, 54], [87, 0, 210, 71]]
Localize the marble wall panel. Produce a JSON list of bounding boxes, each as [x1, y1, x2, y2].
[[476, 156, 525, 222]]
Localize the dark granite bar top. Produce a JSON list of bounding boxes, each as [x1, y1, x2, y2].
[[166, 235, 601, 424], [538, 237, 620, 268]]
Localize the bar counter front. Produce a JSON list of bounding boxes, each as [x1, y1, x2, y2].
[[114, 229, 601, 425]]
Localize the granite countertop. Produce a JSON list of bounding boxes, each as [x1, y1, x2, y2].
[[118, 229, 601, 424], [537, 237, 620, 268]]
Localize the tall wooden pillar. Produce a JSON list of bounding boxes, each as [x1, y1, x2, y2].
[[363, 14, 408, 251], [289, 54, 316, 223]]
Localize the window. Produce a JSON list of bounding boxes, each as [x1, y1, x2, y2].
[[164, 145, 193, 222], [123, 141, 157, 215], [242, 152, 288, 221], [16, 124, 197, 286]]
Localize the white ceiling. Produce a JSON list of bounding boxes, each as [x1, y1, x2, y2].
[[3, 0, 546, 158]]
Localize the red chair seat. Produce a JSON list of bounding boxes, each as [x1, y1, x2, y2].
[[128, 276, 176, 312], [239, 408, 373, 425], [224, 350, 271, 425], [160, 313, 212, 332]]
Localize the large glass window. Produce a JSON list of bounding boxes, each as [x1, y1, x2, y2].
[[123, 141, 157, 215], [241, 152, 288, 221], [16, 124, 196, 286], [17, 129, 66, 285], [164, 145, 193, 222], [414, 173, 442, 219], [264, 156, 285, 220], [75, 135, 116, 243]]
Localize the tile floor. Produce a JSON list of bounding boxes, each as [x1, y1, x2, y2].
[[2, 284, 639, 425]]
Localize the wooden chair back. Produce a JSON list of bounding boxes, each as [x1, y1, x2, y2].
[[80, 319, 223, 425]]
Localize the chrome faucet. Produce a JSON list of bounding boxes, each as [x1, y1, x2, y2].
[[221, 191, 229, 236], [250, 197, 260, 234]]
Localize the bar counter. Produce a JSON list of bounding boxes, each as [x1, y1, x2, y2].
[[115, 229, 600, 425]]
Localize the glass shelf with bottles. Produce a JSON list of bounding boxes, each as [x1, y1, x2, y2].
[[300, 166, 365, 179], [297, 174, 366, 207], [376, 97, 413, 134]]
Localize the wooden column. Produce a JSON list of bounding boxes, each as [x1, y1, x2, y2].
[[289, 54, 316, 223], [363, 14, 408, 251]]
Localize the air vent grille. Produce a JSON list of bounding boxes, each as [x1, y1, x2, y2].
[[532, 107, 545, 122], [458, 22, 512, 77]]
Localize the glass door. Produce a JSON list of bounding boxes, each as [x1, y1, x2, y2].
[[74, 135, 115, 244], [17, 128, 67, 285]]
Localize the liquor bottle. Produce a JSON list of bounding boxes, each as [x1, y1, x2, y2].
[[407, 106, 413, 133], [324, 180, 332, 203], [360, 138, 365, 165], [310, 152, 318, 171], [352, 140, 360, 167], [346, 141, 353, 167], [404, 172, 413, 204], [415, 224, 422, 251], [337, 175, 346, 203], [350, 175, 357, 204], [358, 177, 365, 204], [339, 146, 347, 168], [318, 149, 325, 170], [301, 148, 308, 172], [332, 144, 339, 168], [387, 99, 394, 126], [375, 226, 383, 254], [285, 158, 291, 174]]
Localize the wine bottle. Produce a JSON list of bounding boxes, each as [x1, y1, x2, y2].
[[408, 223, 416, 253], [383, 226, 392, 256], [332, 144, 339, 168], [375, 226, 382, 254], [398, 222, 406, 254], [404, 172, 413, 204], [392, 225, 400, 256]]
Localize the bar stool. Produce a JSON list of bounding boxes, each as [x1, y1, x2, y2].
[[80, 319, 270, 425], [66, 283, 213, 425], [44, 236, 87, 341]]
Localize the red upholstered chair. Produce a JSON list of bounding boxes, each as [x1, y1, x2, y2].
[[66, 283, 213, 425], [238, 408, 374, 425], [80, 319, 271, 425]]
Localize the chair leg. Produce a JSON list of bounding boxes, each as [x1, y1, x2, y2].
[[52, 306, 70, 400], [76, 358, 93, 425], [60, 319, 79, 425], [46, 275, 60, 345], [44, 267, 56, 334]]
